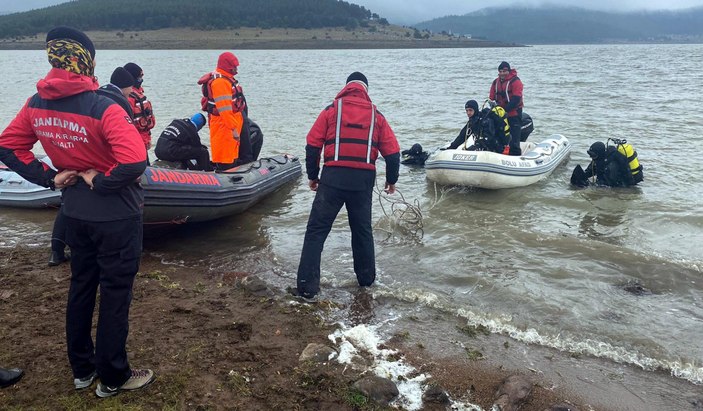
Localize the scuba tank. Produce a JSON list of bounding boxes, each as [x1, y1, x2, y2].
[[607, 138, 643, 182]]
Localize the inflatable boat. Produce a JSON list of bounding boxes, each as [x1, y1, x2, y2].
[[0, 155, 302, 223], [0, 159, 61, 208], [425, 134, 571, 189]]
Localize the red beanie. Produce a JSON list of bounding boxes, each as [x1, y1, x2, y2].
[[217, 52, 239, 73]]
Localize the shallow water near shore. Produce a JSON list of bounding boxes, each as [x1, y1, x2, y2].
[[1, 45, 702, 409]]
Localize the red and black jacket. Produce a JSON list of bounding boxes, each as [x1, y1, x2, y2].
[[489, 69, 524, 117], [305, 82, 400, 185], [0, 68, 147, 221]]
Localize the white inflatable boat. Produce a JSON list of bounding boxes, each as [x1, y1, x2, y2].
[[425, 134, 571, 189]]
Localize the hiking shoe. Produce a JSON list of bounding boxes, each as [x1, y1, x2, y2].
[[95, 369, 156, 398], [74, 371, 97, 390], [286, 287, 319, 303], [0, 368, 24, 388], [48, 251, 70, 266]]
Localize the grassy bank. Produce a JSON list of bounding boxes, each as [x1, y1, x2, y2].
[[0, 246, 584, 410], [0, 26, 518, 50]]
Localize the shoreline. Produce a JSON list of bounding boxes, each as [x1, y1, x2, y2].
[[0, 27, 521, 50], [2, 245, 700, 410]]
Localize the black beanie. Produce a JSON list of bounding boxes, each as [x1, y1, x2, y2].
[[498, 61, 510, 71], [110, 67, 134, 89], [464, 99, 479, 112], [346, 71, 368, 87], [123, 62, 143, 80], [46, 26, 95, 58]]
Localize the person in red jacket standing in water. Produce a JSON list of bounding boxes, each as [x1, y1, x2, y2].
[[0, 27, 155, 398], [124, 62, 156, 163], [292, 72, 400, 302], [489, 61, 524, 156]]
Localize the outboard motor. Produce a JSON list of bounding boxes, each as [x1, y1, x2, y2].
[[520, 112, 534, 141]]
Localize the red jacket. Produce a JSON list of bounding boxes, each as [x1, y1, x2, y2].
[[489, 69, 524, 117], [0, 68, 147, 221], [307, 82, 399, 172]]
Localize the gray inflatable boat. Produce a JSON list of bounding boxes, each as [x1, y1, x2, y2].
[[0, 154, 302, 224]]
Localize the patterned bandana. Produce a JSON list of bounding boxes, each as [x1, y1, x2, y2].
[[47, 39, 95, 77]]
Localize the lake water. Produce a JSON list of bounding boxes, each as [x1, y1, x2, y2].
[[1, 45, 702, 408]]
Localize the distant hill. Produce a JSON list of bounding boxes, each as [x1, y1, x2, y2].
[[0, 0, 516, 50], [0, 0, 381, 38], [415, 6, 703, 44]]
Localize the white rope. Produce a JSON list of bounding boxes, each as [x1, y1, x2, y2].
[[373, 181, 424, 243]]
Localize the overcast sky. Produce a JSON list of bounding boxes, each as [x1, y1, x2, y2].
[[2, 0, 703, 24]]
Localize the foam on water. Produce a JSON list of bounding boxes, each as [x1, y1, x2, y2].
[[374, 288, 703, 385], [330, 323, 484, 411]]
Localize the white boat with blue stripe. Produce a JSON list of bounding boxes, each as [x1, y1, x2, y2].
[[425, 134, 571, 189]]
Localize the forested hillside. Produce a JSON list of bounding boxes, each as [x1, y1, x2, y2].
[[416, 6, 703, 44], [0, 0, 381, 38]]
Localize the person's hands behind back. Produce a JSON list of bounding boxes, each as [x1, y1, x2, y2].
[[79, 169, 100, 189], [54, 170, 79, 189]]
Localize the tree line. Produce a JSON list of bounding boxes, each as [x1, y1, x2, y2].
[[0, 0, 378, 38]]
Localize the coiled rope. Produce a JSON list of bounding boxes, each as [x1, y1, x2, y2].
[[373, 181, 424, 242]]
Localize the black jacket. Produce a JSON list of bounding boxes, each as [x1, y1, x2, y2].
[[448, 116, 480, 150], [154, 119, 210, 170], [96, 84, 134, 119], [449, 109, 508, 153], [583, 147, 634, 187]]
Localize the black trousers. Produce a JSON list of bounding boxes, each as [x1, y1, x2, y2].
[[51, 208, 67, 254], [64, 215, 142, 387], [237, 115, 254, 164], [507, 113, 523, 155], [296, 183, 375, 297]]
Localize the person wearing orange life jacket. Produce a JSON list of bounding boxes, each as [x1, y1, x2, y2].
[[198, 52, 254, 170], [489, 61, 524, 156], [291, 72, 401, 302], [124, 62, 156, 160]]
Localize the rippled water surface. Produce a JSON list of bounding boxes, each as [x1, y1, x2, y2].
[[1, 45, 701, 390]]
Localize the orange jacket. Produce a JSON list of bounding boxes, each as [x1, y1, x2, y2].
[[208, 68, 244, 163]]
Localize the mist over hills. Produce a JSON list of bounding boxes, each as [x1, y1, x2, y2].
[[415, 6, 703, 43]]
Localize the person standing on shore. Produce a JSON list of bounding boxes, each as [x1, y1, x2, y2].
[[198, 51, 253, 170], [0, 26, 155, 397], [489, 61, 524, 156], [293, 72, 400, 301], [49, 66, 136, 267], [124, 62, 156, 163]]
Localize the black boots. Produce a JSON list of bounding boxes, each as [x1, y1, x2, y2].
[[0, 367, 24, 388], [48, 251, 70, 267]]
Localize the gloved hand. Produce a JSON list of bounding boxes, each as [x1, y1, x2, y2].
[[232, 129, 240, 141]]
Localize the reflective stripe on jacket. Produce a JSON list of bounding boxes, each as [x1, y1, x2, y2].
[[307, 82, 399, 172], [205, 68, 245, 163]]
